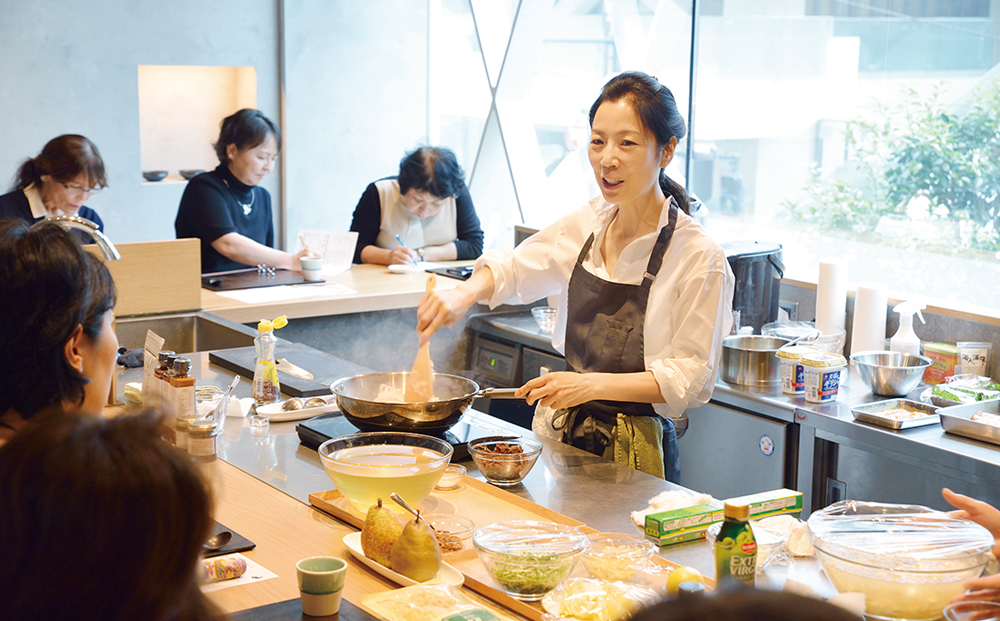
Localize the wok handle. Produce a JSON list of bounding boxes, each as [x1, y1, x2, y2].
[[479, 387, 522, 399]]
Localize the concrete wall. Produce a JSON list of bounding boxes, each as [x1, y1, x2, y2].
[[0, 0, 280, 244]]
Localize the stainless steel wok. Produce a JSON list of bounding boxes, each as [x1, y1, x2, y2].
[[330, 372, 521, 432]]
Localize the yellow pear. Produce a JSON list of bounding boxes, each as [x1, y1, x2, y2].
[[361, 498, 402, 568], [389, 511, 441, 581]]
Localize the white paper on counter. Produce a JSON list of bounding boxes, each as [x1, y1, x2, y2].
[[214, 283, 357, 304], [815, 258, 848, 330], [295, 229, 357, 276], [199, 553, 277, 593]]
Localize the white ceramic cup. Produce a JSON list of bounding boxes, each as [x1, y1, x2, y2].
[[300, 256, 323, 282], [296, 556, 346, 616]]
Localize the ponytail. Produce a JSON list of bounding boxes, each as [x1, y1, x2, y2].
[[12, 157, 40, 192], [659, 172, 689, 216]]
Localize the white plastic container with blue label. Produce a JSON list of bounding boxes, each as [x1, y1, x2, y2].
[[775, 345, 822, 394], [802, 353, 847, 403]]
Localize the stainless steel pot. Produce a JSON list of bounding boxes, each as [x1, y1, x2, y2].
[[330, 372, 520, 432], [721, 335, 791, 386]]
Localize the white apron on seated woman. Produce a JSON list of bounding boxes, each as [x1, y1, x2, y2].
[[538, 203, 680, 481]]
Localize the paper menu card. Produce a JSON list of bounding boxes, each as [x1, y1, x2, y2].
[[295, 229, 358, 276]]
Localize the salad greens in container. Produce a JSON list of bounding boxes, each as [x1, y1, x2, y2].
[[473, 521, 589, 601]]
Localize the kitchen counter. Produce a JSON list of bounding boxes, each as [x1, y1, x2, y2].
[[201, 262, 473, 324]]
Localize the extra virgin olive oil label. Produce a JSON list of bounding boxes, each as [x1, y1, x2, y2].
[[714, 521, 757, 586]]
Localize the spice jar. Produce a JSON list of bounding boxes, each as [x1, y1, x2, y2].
[[188, 418, 218, 460], [175, 413, 196, 450]]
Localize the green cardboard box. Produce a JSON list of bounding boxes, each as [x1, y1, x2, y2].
[[726, 488, 803, 520], [644, 500, 725, 546]]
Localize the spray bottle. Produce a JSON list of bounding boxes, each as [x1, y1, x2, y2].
[[252, 315, 288, 405], [889, 302, 925, 356]]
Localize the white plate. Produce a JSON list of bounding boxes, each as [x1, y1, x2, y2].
[[343, 532, 464, 587], [253, 399, 339, 423]]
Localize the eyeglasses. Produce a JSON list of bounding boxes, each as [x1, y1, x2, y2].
[[61, 183, 102, 199]]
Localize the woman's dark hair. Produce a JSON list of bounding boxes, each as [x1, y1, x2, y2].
[[589, 71, 690, 215], [630, 589, 860, 621], [11, 134, 107, 192], [0, 220, 116, 419], [213, 108, 282, 163], [0, 409, 219, 621], [397, 146, 466, 199]]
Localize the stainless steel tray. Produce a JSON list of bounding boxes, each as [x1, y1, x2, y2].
[[938, 399, 1000, 447], [851, 399, 939, 430]]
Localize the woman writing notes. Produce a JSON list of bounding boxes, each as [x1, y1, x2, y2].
[[350, 146, 484, 266], [175, 109, 313, 273], [417, 72, 734, 480], [0, 134, 107, 236]]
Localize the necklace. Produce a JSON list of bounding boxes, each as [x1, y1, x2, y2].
[[223, 179, 255, 216]]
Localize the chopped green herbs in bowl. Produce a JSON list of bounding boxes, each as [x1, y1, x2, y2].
[[473, 521, 589, 601]]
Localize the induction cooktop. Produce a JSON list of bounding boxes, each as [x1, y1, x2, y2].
[[295, 413, 513, 462]]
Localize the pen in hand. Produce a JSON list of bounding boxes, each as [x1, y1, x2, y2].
[[395, 235, 418, 267]]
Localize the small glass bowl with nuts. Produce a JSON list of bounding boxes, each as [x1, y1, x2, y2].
[[425, 513, 475, 554]]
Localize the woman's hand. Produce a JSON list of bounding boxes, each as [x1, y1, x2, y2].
[[416, 266, 494, 343], [953, 575, 1000, 603], [943, 488, 1000, 556], [388, 246, 419, 266], [516, 372, 592, 410]]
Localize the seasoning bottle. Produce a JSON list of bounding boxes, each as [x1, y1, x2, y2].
[[154, 350, 175, 401], [171, 357, 196, 419], [715, 502, 756, 588], [162, 354, 180, 411], [188, 418, 218, 461], [175, 413, 195, 450], [251, 315, 287, 405]]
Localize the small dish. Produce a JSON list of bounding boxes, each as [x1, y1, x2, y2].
[[179, 169, 204, 180], [532, 307, 557, 334], [435, 464, 466, 490], [343, 532, 464, 587], [253, 398, 339, 422], [142, 170, 168, 182], [425, 513, 475, 553], [469, 436, 542, 487]]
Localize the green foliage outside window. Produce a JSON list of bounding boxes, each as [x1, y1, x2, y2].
[[785, 79, 1000, 252]]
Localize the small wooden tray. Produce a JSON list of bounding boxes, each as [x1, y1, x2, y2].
[[309, 476, 686, 621]]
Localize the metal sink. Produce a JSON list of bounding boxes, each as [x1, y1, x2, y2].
[[115, 311, 256, 354]]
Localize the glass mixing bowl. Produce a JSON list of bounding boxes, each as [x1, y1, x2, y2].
[[474, 521, 589, 601]]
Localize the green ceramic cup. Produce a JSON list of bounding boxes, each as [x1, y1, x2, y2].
[[296, 556, 346, 616]]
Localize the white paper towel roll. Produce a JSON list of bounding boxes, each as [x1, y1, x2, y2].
[[851, 282, 888, 354], [816, 259, 848, 330]]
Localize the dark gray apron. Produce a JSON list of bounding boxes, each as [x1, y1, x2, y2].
[[561, 203, 681, 482]]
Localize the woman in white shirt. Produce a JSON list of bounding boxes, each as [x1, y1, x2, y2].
[[417, 71, 734, 480]]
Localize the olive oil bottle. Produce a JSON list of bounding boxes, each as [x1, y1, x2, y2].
[[715, 502, 757, 588]]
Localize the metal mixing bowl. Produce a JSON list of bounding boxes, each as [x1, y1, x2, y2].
[[850, 351, 931, 396], [721, 335, 791, 386]]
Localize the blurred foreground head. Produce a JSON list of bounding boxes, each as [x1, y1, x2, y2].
[[0, 410, 219, 621], [631, 589, 861, 621]]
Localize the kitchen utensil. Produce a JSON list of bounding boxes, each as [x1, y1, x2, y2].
[[850, 399, 939, 430], [720, 335, 791, 386], [317, 431, 453, 513], [531, 307, 557, 334], [281, 397, 304, 411], [212, 375, 239, 421], [304, 397, 329, 408], [330, 372, 520, 432], [850, 350, 931, 396], [468, 436, 542, 487], [807, 500, 994, 620], [937, 398, 1000, 446], [405, 274, 436, 402], [389, 492, 436, 531], [473, 520, 589, 601], [276, 357, 314, 380], [203, 530, 233, 551]]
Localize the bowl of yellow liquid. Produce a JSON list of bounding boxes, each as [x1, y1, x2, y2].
[[318, 431, 453, 514]]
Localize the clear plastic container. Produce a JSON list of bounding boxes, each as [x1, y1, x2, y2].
[[808, 500, 994, 621], [775, 345, 822, 394], [762, 321, 846, 354], [801, 353, 847, 403]]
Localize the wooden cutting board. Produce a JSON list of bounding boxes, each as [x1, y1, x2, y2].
[[310, 476, 687, 621]]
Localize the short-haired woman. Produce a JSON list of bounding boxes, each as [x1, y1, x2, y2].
[[0, 220, 118, 443], [0, 410, 221, 621], [0, 134, 108, 236], [350, 146, 484, 265], [175, 108, 313, 273]]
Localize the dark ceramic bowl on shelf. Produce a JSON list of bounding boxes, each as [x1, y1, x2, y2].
[[180, 169, 204, 180], [142, 170, 168, 182]]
